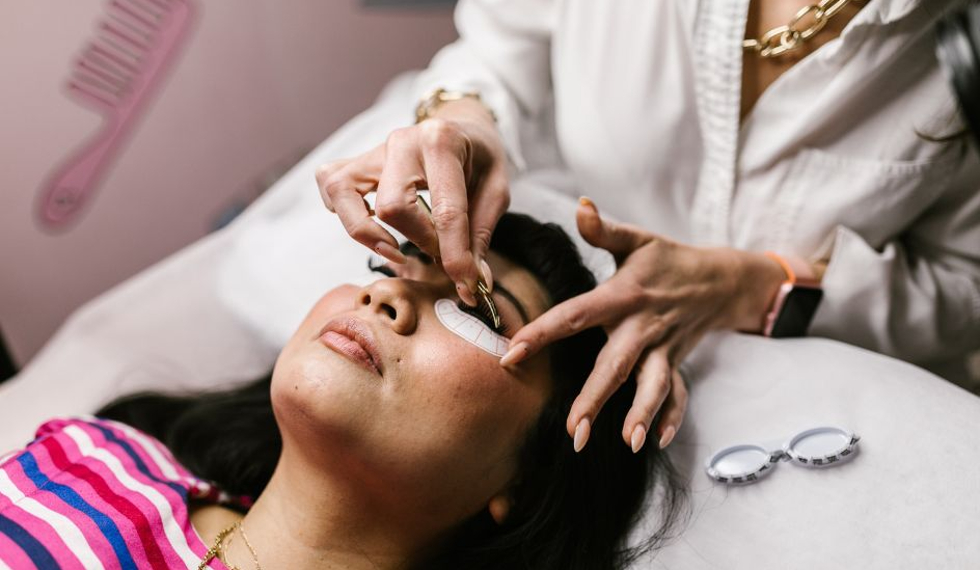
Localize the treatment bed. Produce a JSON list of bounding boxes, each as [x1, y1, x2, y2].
[[2, 72, 978, 569]]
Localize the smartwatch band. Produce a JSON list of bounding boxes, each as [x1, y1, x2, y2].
[[762, 252, 823, 338]]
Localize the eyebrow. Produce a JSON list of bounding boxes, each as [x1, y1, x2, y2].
[[492, 284, 530, 325]]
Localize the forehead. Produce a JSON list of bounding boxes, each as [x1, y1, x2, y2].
[[485, 250, 552, 321]]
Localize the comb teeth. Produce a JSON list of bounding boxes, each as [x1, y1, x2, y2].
[[87, 40, 141, 76], [68, 75, 123, 110], [68, 0, 183, 110], [103, 15, 152, 51], [70, 41, 136, 109], [138, 0, 176, 11], [110, 0, 162, 31]]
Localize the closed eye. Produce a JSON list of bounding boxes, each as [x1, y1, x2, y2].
[[457, 298, 510, 335], [367, 254, 513, 336]]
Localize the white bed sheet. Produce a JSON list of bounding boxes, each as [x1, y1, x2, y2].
[[2, 71, 978, 569]]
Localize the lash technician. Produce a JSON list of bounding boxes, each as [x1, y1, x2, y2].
[[315, 0, 980, 454]]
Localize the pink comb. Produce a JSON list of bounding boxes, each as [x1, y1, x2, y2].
[[37, 0, 196, 230]]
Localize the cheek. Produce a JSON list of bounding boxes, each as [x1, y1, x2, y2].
[[271, 338, 374, 436], [414, 320, 506, 394], [398, 327, 548, 454], [275, 285, 358, 396], [270, 285, 375, 437]]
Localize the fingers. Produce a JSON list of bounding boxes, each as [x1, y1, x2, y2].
[[621, 349, 672, 452], [374, 129, 441, 257], [564, 322, 647, 449], [567, 347, 687, 454], [418, 120, 480, 304], [316, 147, 383, 213], [315, 158, 352, 213], [317, 149, 403, 262], [500, 285, 626, 367], [319, 120, 499, 306], [466, 168, 510, 291], [576, 197, 653, 265], [654, 370, 687, 449], [331, 185, 403, 262]]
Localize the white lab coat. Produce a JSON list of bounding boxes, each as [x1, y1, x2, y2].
[[412, 0, 980, 382]]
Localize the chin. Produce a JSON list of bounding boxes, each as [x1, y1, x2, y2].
[[270, 354, 377, 446]]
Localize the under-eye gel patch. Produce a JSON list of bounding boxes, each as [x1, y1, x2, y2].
[[434, 299, 509, 357]]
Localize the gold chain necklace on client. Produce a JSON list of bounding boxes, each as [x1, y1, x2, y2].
[[198, 521, 262, 570], [743, 0, 862, 58]]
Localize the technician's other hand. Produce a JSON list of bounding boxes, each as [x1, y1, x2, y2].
[[314, 99, 509, 306], [500, 198, 786, 453]]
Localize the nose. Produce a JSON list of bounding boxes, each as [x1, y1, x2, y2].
[[357, 279, 418, 335]]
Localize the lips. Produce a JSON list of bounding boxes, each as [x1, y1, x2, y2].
[[317, 317, 383, 375]]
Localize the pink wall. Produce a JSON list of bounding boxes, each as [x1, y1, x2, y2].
[[0, 1, 457, 366]]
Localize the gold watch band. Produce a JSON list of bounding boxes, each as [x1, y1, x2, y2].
[[414, 88, 497, 124]]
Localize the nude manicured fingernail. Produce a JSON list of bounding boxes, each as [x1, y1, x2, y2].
[[578, 196, 598, 212], [375, 242, 407, 264], [659, 425, 677, 449], [573, 418, 591, 453], [479, 258, 494, 293], [499, 342, 529, 367], [631, 425, 647, 454]]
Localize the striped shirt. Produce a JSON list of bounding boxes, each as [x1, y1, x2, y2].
[[0, 417, 251, 569]]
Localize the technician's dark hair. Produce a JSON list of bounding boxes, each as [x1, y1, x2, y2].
[[97, 212, 688, 570]]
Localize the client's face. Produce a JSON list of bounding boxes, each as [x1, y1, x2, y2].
[[271, 248, 553, 527]]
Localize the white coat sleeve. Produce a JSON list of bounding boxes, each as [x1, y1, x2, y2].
[[412, 0, 557, 173], [809, 149, 980, 372]]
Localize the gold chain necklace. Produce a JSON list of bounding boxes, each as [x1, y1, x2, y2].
[[743, 0, 859, 58], [198, 521, 262, 570]]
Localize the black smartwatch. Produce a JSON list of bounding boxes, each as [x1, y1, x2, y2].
[[762, 252, 824, 338]]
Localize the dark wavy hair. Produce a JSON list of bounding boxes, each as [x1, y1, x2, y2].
[[97, 212, 688, 570]]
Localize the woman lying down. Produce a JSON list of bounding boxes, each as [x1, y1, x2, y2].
[[0, 213, 686, 570]]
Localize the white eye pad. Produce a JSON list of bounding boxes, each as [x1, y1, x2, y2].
[[434, 299, 510, 357]]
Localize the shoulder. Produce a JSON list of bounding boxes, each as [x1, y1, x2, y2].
[[0, 416, 200, 496], [0, 417, 220, 568], [2, 416, 253, 507]]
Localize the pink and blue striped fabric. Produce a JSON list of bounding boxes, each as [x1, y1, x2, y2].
[[0, 417, 248, 569]]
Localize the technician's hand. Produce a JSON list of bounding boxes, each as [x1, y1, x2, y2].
[[500, 198, 786, 453], [314, 99, 509, 306]]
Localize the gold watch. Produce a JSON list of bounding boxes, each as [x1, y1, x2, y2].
[[414, 88, 497, 124]]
